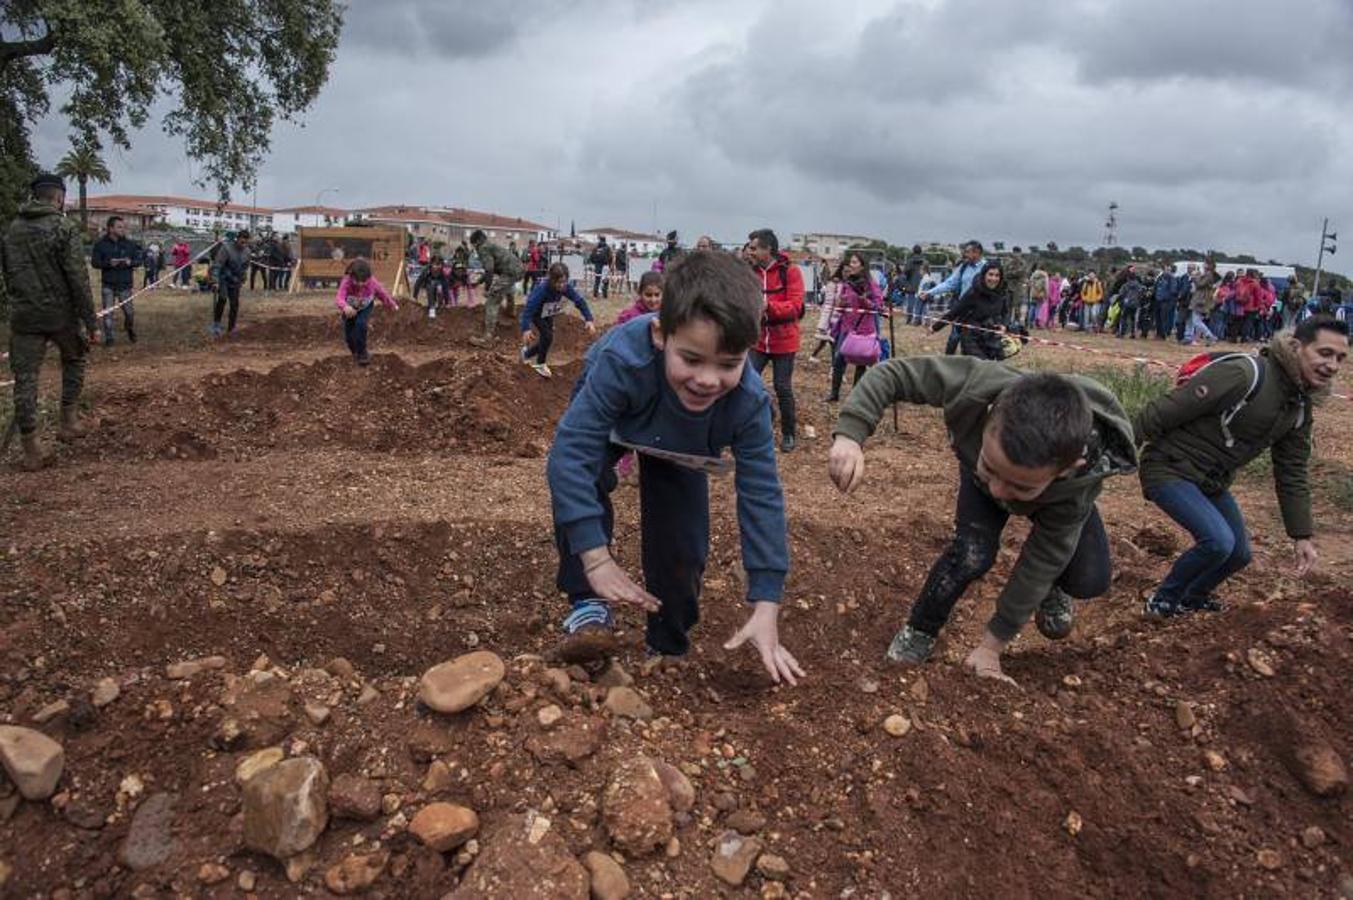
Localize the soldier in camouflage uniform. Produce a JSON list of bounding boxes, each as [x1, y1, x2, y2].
[[468, 229, 524, 347], [0, 173, 99, 470], [1002, 248, 1029, 325]]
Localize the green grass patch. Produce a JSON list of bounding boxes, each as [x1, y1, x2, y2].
[[1083, 363, 1172, 421]]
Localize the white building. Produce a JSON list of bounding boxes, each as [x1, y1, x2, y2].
[[577, 227, 666, 255], [82, 195, 274, 233], [352, 205, 556, 247], [791, 232, 881, 259], [271, 205, 351, 233]]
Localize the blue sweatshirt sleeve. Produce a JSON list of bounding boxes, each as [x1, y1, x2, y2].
[[520, 282, 548, 332], [928, 267, 963, 298], [729, 396, 789, 602], [90, 239, 111, 271], [566, 285, 594, 322], [546, 348, 634, 554]]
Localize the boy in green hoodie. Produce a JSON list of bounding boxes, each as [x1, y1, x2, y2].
[[829, 356, 1138, 683]]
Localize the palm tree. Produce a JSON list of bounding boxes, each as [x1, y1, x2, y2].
[[55, 144, 111, 232]]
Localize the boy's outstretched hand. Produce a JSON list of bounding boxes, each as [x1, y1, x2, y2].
[[963, 630, 1018, 687], [580, 547, 661, 612], [828, 436, 866, 494], [724, 601, 805, 686]]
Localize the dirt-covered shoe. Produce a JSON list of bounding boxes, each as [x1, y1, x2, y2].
[[1143, 591, 1185, 618], [531, 363, 553, 378], [885, 625, 936, 665], [468, 334, 493, 349], [558, 600, 619, 665], [1035, 586, 1074, 640], [1182, 593, 1225, 613], [18, 431, 47, 471], [57, 405, 85, 442]]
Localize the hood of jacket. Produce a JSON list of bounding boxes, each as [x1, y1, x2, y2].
[[1267, 327, 1331, 406]]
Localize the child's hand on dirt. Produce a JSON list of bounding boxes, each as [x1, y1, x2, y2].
[[581, 548, 660, 612], [964, 631, 1018, 687], [584, 321, 597, 334], [828, 436, 866, 493], [521, 330, 534, 346], [724, 601, 805, 686], [341, 305, 356, 319]]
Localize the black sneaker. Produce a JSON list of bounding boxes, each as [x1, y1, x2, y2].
[[127, 327, 137, 343], [781, 434, 797, 453], [1035, 587, 1074, 640], [357, 353, 371, 367], [1182, 593, 1225, 613], [885, 625, 936, 664], [1143, 591, 1185, 618]]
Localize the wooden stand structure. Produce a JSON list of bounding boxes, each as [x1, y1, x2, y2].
[[289, 226, 408, 296]]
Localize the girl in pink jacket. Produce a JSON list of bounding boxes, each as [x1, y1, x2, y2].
[[334, 258, 398, 366]]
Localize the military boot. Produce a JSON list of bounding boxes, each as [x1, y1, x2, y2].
[[58, 405, 84, 441], [18, 431, 46, 471]]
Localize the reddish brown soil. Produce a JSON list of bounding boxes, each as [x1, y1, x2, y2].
[[1, 293, 1350, 898]]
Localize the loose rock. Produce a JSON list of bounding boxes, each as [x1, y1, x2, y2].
[[537, 704, 564, 729], [91, 677, 120, 708], [1301, 825, 1326, 848], [710, 830, 763, 887], [726, 808, 768, 835], [450, 813, 589, 899], [419, 651, 506, 714], [422, 760, 454, 794], [653, 760, 696, 812], [32, 700, 69, 724], [303, 702, 331, 726], [602, 757, 673, 855], [324, 850, 389, 895], [118, 793, 177, 871], [1174, 700, 1197, 730], [1202, 749, 1228, 772], [165, 655, 227, 679], [583, 850, 630, 900], [0, 725, 65, 800], [882, 714, 912, 737], [1288, 740, 1347, 797], [757, 853, 791, 882], [242, 756, 330, 861], [235, 746, 285, 785], [595, 663, 634, 689], [409, 802, 479, 852], [329, 773, 382, 821], [197, 862, 230, 884], [1256, 848, 1283, 870], [1245, 648, 1275, 678], [603, 686, 653, 721]]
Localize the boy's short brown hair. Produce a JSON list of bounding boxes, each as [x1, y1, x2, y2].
[[657, 250, 762, 354], [987, 373, 1093, 470]]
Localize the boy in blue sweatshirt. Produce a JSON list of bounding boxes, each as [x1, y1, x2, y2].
[[520, 261, 596, 377], [546, 251, 804, 685]]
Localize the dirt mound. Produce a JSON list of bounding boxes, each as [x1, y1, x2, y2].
[[234, 305, 593, 353], [2, 515, 1350, 897], [85, 352, 578, 461]]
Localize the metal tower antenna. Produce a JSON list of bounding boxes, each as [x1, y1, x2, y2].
[[1102, 201, 1119, 247]]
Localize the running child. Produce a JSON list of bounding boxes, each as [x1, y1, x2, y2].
[[546, 250, 803, 684], [616, 271, 663, 325], [520, 262, 597, 378], [335, 257, 398, 366], [413, 254, 450, 319], [828, 357, 1137, 683]]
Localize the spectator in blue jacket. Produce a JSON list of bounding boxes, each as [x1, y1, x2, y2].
[[920, 240, 987, 354], [519, 262, 596, 377], [1152, 268, 1183, 340], [90, 216, 143, 345]]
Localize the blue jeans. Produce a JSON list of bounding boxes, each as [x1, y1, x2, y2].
[[1145, 480, 1251, 605], [100, 286, 134, 341], [343, 303, 373, 358], [911, 296, 929, 326]]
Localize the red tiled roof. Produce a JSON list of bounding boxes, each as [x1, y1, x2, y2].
[[356, 205, 551, 232], [84, 194, 273, 214], [272, 205, 349, 216], [580, 226, 662, 241]]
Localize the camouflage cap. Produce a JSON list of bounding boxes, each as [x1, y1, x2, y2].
[[30, 172, 66, 192]]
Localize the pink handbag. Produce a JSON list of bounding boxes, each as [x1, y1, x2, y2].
[[838, 311, 881, 365]]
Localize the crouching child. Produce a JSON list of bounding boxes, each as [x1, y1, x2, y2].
[[828, 356, 1138, 683], [546, 251, 804, 685]]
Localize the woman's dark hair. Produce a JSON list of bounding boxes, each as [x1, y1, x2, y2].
[[988, 373, 1093, 471], [547, 262, 570, 282], [346, 257, 373, 280], [658, 250, 761, 354], [638, 271, 663, 293], [833, 252, 867, 282], [981, 262, 1005, 289]]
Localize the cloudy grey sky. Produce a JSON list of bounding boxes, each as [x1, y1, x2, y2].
[[32, 0, 1353, 266]]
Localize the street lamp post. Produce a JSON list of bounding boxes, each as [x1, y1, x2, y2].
[[1312, 218, 1337, 298]]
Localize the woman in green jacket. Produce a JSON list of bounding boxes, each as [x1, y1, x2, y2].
[[1137, 316, 1348, 616]]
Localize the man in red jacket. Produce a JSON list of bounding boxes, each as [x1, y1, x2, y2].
[[746, 228, 805, 452]]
